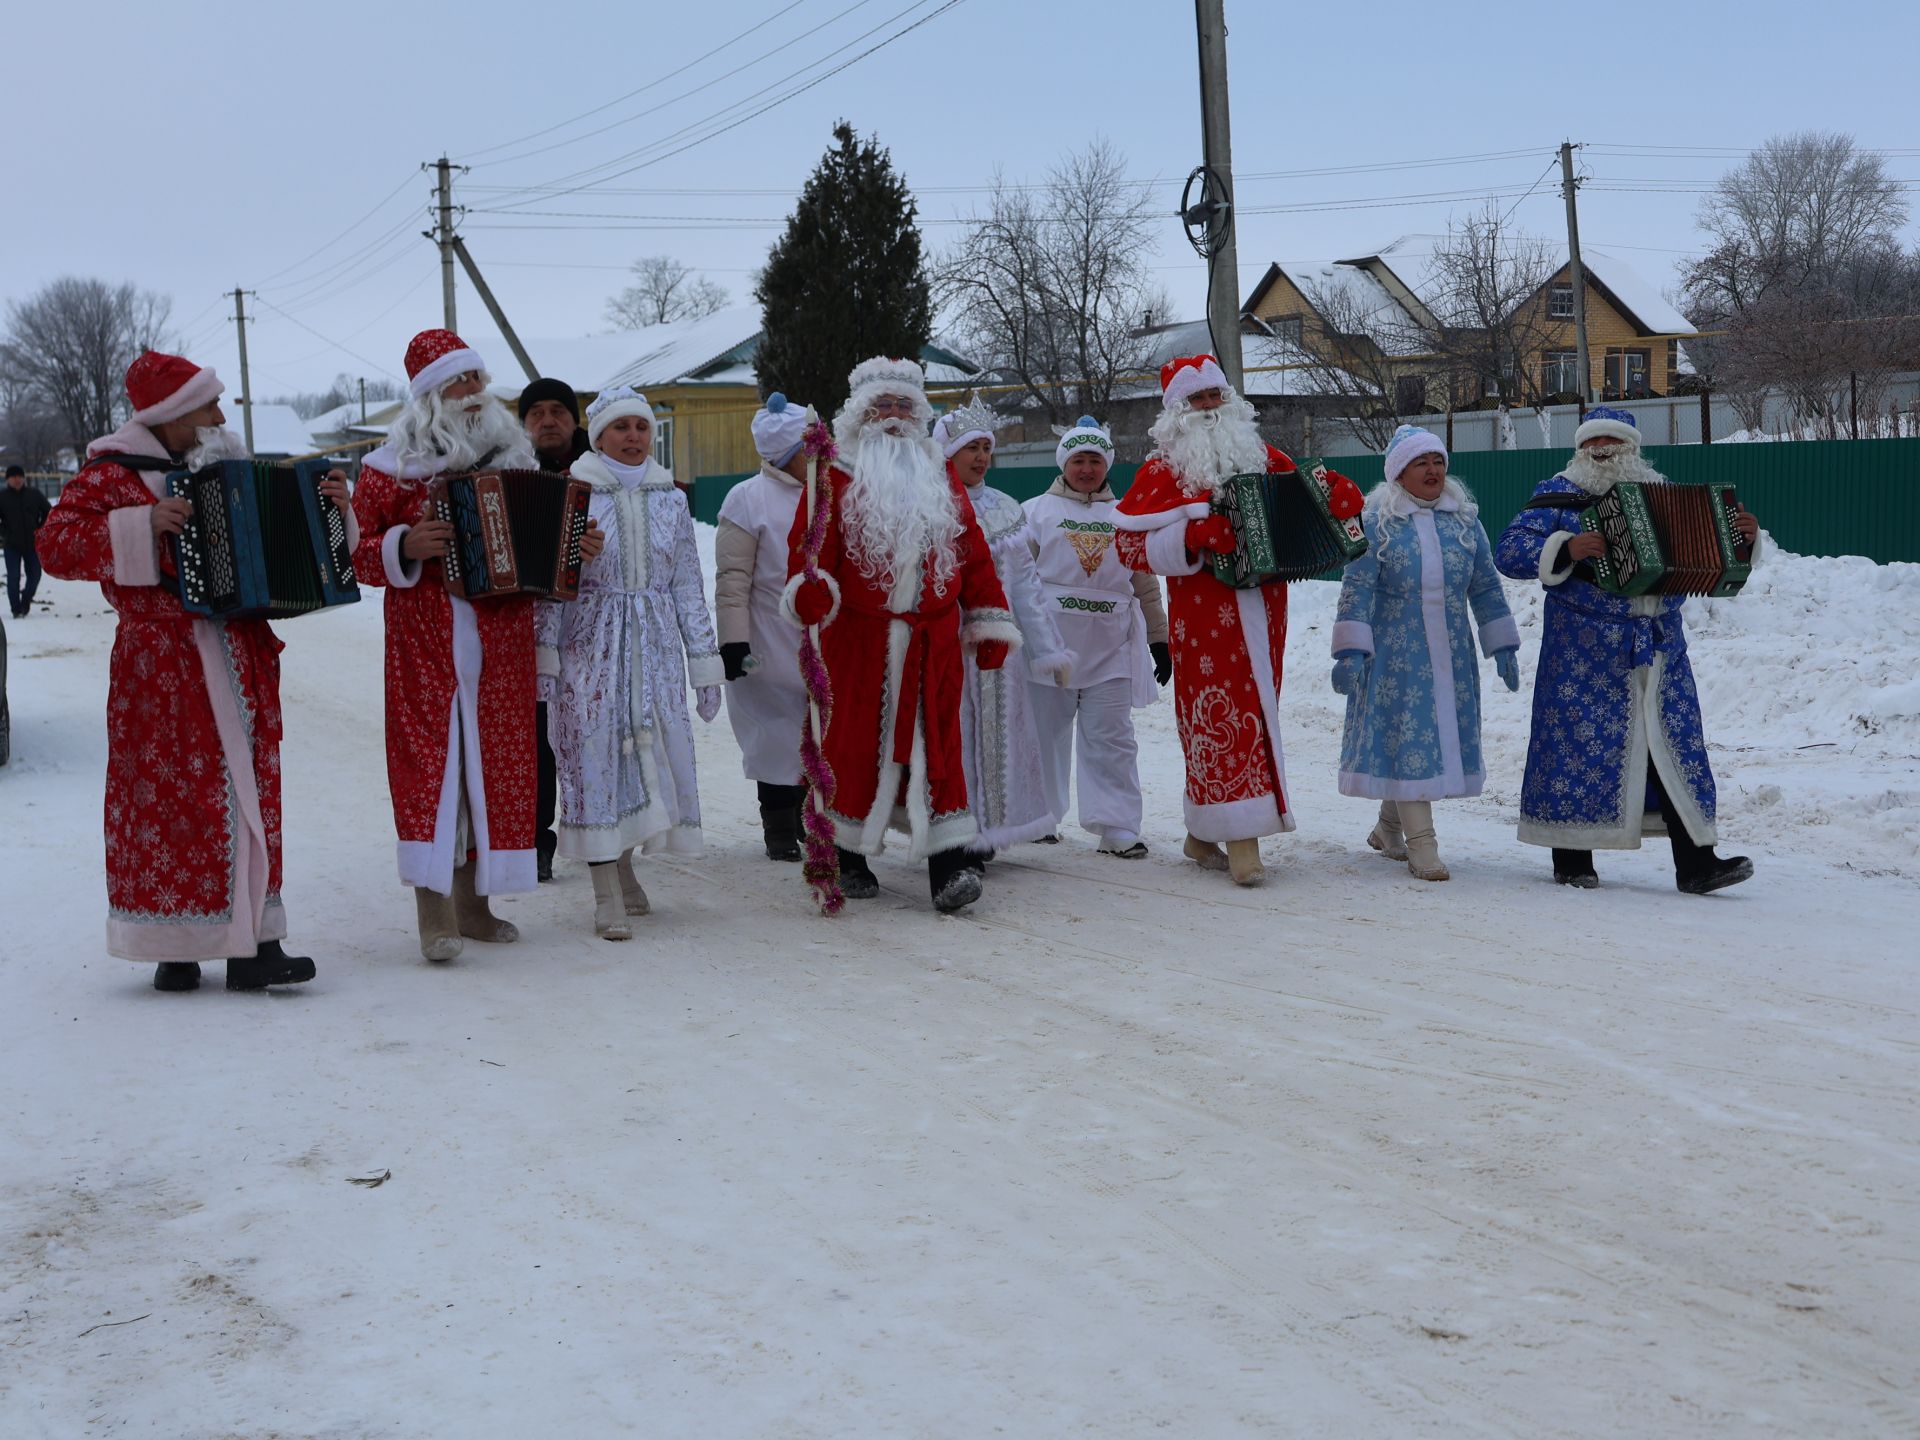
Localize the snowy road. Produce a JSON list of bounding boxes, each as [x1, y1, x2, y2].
[[3, 540, 1916, 1438]]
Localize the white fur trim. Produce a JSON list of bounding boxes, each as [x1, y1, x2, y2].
[[1479, 615, 1521, 655], [1184, 791, 1287, 845], [1573, 416, 1640, 448], [408, 348, 485, 400], [1383, 427, 1447, 485], [1232, 585, 1296, 835], [687, 651, 726, 688], [1411, 509, 1466, 796], [107, 505, 161, 587], [586, 393, 657, 447], [1161, 357, 1229, 409], [382, 524, 424, 588], [1145, 521, 1207, 577], [937, 425, 993, 459], [778, 570, 841, 628], [129, 366, 223, 427], [1329, 620, 1374, 657], [1538, 529, 1576, 587], [960, 612, 1023, 652], [535, 643, 560, 678], [1111, 500, 1211, 532]]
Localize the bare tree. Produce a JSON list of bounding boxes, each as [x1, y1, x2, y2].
[[605, 256, 730, 329], [1285, 276, 1418, 450], [937, 140, 1162, 423], [1, 278, 173, 454], [1419, 205, 1563, 410], [266, 372, 404, 420]]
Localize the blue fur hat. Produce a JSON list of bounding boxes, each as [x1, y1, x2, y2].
[[1575, 405, 1639, 448], [1383, 424, 1446, 484]]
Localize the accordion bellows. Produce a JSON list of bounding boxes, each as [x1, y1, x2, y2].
[[1208, 461, 1369, 587], [1581, 480, 1753, 597], [168, 459, 359, 620], [427, 469, 593, 601]]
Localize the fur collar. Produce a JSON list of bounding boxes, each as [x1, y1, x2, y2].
[[571, 451, 677, 494], [1046, 476, 1116, 504]]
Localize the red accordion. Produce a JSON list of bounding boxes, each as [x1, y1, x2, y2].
[[426, 469, 592, 601]]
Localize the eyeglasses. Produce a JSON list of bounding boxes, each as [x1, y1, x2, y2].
[[867, 396, 917, 417]]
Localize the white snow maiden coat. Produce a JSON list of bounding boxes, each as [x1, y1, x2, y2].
[[714, 460, 806, 785], [1024, 478, 1166, 708], [956, 483, 1071, 851], [1331, 479, 1518, 801], [536, 453, 724, 860]]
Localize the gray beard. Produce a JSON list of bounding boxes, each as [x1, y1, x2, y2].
[[1564, 446, 1663, 494], [841, 423, 962, 594], [184, 426, 250, 470], [390, 390, 534, 472]]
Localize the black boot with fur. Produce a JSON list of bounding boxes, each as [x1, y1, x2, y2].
[[226, 939, 316, 991]]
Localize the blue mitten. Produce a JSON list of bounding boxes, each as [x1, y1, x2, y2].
[[1494, 648, 1520, 692], [1331, 651, 1369, 697]]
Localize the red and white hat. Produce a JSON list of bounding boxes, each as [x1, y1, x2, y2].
[[1159, 354, 1230, 409], [126, 351, 224, 427], [404, 328, 487, 399]]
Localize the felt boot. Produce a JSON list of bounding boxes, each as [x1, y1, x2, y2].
[[835, 848, 880, 899], [1225, 838, 1265, 886], [615, 848, 650, 916], [415, 887, 463, 962], [1183, 834, 1229, 872], [227, 939, 316, 990], [453, 862, 519, 943], [1552, 848, 1599, 889], [153, 962, 201, 992], [1398, 801, 1449, 882], [758, 782, 804, 862], [1367, 800, 1408, 861], [591, 863, 633, 941], [1677, 853, 1754, 896], [929, 847, 983, 913]]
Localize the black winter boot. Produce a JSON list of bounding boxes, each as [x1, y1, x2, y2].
[[153, 962, 201, 992], [758, 782, 805, 862], [226, 940, 316, 991], [1677, 853, 1754, 895], [835, 847, 879, 899], [1552, 848, 1599, 889], [929, 847, 983, 913]]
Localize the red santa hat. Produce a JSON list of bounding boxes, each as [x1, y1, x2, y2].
[[125, 351, 224, 427], [1159, 353, 1231, 409], [404, 328, 487, 400]]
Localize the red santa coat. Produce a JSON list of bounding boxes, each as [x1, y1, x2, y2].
[[1114, 447, 1297, 842], [352, 456, 537, 896], [782, 465, 1020, 860], [37, 421, 320, 961]]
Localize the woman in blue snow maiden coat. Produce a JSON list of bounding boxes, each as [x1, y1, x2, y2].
[[1493, 406, 1760, 895], [1331, 426, 1520, 881]]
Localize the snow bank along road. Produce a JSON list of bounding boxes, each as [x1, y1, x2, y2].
[[2, 535, 1916, 1438]]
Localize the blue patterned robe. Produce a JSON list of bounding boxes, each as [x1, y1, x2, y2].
[[1495, 476, 1718, 849], [1332, 486, 1518, 800]]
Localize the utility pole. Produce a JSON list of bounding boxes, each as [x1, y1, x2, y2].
[[425, 156, 467, 330], [230, 288, 256, 455], [1195, 0, 1244, 391], [453, 237, 541, 383], [358, 376, 367, 424], [1559, 141, 1592, 408]]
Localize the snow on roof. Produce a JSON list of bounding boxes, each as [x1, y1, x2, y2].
[[1112, 318, 1374, 400], [231, 402, 317, 457]]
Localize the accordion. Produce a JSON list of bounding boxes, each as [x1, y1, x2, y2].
[[167, 459, 359, 620], [1209, 460, 1369, 587], [1558, 480, 1752, 597], [427, 469, 592, 601]]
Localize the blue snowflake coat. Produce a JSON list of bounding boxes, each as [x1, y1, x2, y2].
[[1332, 491, 1518, 800], [1494, 476, 1719, 849]]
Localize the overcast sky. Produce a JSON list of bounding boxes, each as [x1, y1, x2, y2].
[[6, 0, 1914, 400]]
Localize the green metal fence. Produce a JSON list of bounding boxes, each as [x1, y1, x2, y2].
[[691, 437, 1920, 565]]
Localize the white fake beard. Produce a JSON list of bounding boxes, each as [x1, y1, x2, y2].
[[388, 386, 534, 471], [184, 426, 250, 469], [1148, 392, 1269, 494], [841, 420, 963, 594], [1564, 444, 1663, 495]]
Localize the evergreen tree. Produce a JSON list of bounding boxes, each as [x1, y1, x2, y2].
[[756, 122, 931, 413]]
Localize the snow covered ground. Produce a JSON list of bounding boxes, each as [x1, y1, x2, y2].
[[2, 530, 1917, 1438]]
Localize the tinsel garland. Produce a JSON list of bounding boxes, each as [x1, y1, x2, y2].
[[797, 416, 845, 915]]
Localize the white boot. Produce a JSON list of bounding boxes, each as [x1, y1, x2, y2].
[[415, 887, 463, 963], [1225, 837, 1265, 886], [454, 861, 519, 943], [1183, 834, 1229, 872], [1367, 799, 1408, 861], [615, 848, 650, 916], [1398, 801, 1450, 882], [590, 863, 632, 941]]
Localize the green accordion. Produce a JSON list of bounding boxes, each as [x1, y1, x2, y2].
[[1208, 460, 1369, 587], [1580, 479, 1752, 597]]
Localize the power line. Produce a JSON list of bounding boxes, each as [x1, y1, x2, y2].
[[254, 171, 422, 288], [250, 294, 404, 381]]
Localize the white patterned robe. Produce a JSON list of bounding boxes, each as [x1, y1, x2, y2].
[[536, 454, 724, 861]]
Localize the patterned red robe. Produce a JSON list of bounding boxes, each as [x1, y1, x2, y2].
[[36, 421, 323, 961], [352, 456, 537, 896], [1114, 447, 1297, 842], [782, 465, 1019, 859]]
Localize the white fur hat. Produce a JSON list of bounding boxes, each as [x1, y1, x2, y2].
[[586, 385, 656, 446], [752, 392, 809, 464], [1574, 405, 1640, 449], [1383, 424, 1447, 485], [1055, 415, 1114, 472]]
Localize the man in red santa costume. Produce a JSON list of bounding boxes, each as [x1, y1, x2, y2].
[[1115, 354, 1361, 885], [352, 328, 600, 961], [39, 351, 352, 991], [782, 356, 1021, 913]]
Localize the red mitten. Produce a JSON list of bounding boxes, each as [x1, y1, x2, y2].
[[975, 640, 1009, 671], [1324, 470, 1364, 521], [791, 577, 834, 625], [1184, 514, 1237, 554]]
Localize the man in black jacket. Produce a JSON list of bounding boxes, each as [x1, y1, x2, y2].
[[1, 466, 53, 618], [518, 380, 589, 880]]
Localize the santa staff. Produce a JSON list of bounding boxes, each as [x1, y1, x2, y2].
[[1114, 354, 1361, 885], [351, 328, 603, 961], [38, 351, 350, 991]]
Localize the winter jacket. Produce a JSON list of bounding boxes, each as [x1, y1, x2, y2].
[[0, 485, 52, 551]]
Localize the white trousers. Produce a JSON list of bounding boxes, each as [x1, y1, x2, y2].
[[1028, 677, 1143, 844]]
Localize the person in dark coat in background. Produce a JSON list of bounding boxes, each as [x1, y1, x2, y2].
[[519, 379, 591, 881], [1, 465, 53, 618]]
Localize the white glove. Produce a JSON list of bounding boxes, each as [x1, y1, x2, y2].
[[536, 673, 555, 705], [696, 685, 723, 723]]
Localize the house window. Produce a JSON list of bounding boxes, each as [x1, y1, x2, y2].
[[1393, 375, 1427, 414], [1603, 349, 1651, 400], [1270, 315, 1303, 346], [653, 410, 674, 471], [1541, 350, 1580, 395], [1549, 282, 1575, 319]]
